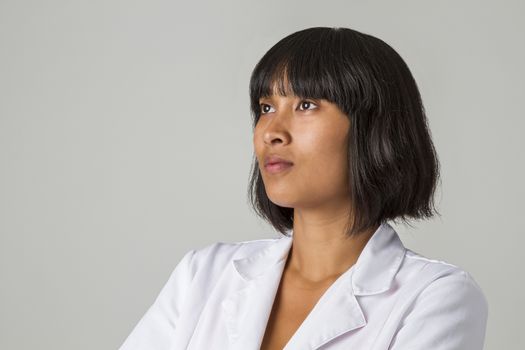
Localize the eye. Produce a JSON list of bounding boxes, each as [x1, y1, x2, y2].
[[260, 103, 275, 115], [259, 100, 318, 115], [298, 100, 318, 111]]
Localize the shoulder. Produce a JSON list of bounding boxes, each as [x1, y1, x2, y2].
[[400, 249, 489, 329], [182, 236, 281, 278], [400, 248, 488, 307], [403, 248, 485, 294], [158, 236, 281, 308], [386, 249, 489, 349], [192, 236, 280, 261]]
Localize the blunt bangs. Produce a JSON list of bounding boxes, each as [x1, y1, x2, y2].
[[249, 27, 396, 127]]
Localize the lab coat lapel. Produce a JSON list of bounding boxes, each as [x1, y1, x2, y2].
[[221, 234, 293, 350], [282, 265, 366, 349]]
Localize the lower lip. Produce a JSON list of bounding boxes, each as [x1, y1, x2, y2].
[[265, 162, 294, 174]]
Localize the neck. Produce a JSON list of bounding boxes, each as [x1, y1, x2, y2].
[[287, 208, 378, 284]]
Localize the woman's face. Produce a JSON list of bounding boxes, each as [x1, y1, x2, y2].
[[253, 88, 351, 210]]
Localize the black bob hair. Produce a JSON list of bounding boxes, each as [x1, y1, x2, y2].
[[247, 27, 441, 237]]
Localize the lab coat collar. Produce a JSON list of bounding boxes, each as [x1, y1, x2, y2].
[[221, 222, 406, 349], [351, 222, 406, 296], [233, 221, 405, 295]]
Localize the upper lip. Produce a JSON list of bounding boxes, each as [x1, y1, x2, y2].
[[264, 154, 294, 166]]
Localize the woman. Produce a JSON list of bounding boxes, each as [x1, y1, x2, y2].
[[119, 27, 488, 350]]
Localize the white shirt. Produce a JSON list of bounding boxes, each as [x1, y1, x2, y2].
[[119, 222, 488, 349]]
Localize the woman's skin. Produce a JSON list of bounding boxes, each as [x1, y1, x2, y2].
[[254, 82, 379, 349]]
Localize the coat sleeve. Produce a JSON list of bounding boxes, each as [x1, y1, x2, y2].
[[389, 270, 489, 350], [118, 248, 196, 350]]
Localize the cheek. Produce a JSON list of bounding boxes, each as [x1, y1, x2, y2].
[[302, 125, 347, 163], [297, 127, 349, 186]]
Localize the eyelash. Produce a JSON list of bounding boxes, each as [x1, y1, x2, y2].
[[259, 100, 318, 115]]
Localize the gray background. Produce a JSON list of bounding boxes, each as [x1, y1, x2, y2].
[[1, 0, 523, 349]]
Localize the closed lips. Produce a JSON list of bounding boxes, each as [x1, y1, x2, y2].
[[264, 155, 293, 166]]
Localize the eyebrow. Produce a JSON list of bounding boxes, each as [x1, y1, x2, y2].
[[258, 94, 301, 102], [259, 95, 322, 105], [258, 95, 280, 101]]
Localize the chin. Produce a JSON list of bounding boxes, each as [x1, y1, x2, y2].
[[266, 194, 296, 208]]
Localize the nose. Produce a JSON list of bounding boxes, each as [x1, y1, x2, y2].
[[263, 128, 289, 146], [262, 110, 292, 146]]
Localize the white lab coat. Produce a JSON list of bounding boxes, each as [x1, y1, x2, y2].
[[118, 222, 488, 349]]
